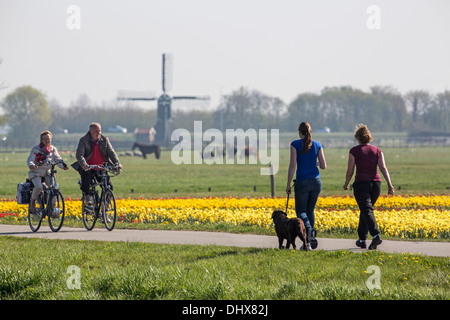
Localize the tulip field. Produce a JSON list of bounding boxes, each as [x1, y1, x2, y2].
[[1, 194, 449, 240], [1, 147, 449, 240]]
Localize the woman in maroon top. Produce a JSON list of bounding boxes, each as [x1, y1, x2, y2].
[[344, 124, 394, 250]]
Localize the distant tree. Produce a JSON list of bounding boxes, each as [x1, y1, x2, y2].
[[288, 85, 409, 132], [0, 58, 7, 125], [1, 86, 51, 146], [217, 87, 254, 130], [370, 86, 408, 131], [49, 94, 158, 134], [270, 97, 287, 130], [429, 90, 450, 132], [320, 86, 369, 131], [0, 114, 7, 127], [215, 87, 284, 130], [404, 90, 432, 129], [0, 58, 7, 91], [287, 92, 322, 131]]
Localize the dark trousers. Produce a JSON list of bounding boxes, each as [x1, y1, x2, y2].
[[353, 180, 381, 240], [79, 169, 112, 195]]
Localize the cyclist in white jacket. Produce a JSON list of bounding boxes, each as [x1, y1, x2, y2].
[[27, 130, 68, 213]]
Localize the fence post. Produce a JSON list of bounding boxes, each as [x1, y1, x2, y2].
[[270, 165, 275, 198]]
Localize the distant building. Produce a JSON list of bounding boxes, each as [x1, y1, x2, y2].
[[134, 127, 156, 145]]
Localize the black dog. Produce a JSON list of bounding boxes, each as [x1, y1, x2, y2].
[[132, 142, 161, 159], [272, 210, 309, 251]]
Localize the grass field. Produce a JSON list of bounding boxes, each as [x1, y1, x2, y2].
[[1, 146, 450, 199], [0, 236, 448, 300]]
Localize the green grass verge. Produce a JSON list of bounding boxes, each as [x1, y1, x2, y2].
[[0, 236, 448, 300]]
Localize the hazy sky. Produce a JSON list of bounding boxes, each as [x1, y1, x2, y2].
[[1, 0, 449, 110]]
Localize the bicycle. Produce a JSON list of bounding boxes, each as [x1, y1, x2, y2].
[[81, 162, 121, 231], [28, 159, 67, 232]]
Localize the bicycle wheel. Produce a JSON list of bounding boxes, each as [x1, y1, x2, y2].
[[48, 190, 65, 232], [101, 189, 116, 231], [28, 192, 45, 232], [82, 193, 98, 231]]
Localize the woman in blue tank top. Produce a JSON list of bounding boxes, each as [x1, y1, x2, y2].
[[286, 122, 327, 250]]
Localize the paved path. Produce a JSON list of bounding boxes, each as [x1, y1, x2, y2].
[[0, 224, 449, 257]]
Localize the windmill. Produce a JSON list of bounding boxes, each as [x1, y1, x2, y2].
[[117, 53, 210, 146]]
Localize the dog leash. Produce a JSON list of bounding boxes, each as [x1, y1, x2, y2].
[[286, 179, 296, 214], [285, 194, 290, 214]]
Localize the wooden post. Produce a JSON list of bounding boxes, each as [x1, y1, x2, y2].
[[270, 165, 275, 198]]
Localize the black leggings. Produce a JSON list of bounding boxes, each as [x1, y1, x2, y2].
[[353, 180, 381, 240]]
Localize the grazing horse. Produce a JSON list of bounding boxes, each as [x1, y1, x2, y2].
[[132, 142, 161, 159]]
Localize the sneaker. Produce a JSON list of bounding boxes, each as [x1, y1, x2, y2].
[[29, 200, 37, 214], [309, 228, 318, 249], [51, 207, 61, 218], [100, 215, 112, 224], [356, 239, 367, 249], [84, 194, 94, 205], [300, 243, 311, 251], [368, 235, 382, 250]]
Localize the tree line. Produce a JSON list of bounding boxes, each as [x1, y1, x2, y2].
[[1, 85, 449, 146]]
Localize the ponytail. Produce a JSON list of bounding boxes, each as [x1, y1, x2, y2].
[[298, 122, 312, 154]]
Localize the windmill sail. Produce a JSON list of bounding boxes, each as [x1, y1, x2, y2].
[[117, 90, 157, 101], [162, 53, 173, 94], [172, 95, 210, 100]]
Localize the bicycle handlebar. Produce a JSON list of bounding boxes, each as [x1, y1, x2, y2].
[[35, 159, 67, 168], [87, 163, 121, 175]]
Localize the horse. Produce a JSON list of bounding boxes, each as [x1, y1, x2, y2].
[[132, 142, 161, 159]]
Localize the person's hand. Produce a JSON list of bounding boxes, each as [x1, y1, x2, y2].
[[343, 183, 349, 190], [388, 185, 395, 195], [30, 164, 37, 170], [83, 164, 89, 171], [286, 185, 291, 195]]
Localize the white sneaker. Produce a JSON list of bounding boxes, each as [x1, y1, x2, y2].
[[300, 243, 312, 251]]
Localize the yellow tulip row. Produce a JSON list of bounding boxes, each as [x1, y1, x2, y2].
[[1, 195, 449, 239]]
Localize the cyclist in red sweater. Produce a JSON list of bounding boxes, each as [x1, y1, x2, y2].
[[74, 123, 122, 204]]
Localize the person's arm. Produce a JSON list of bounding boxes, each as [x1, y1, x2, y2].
[[317, 148, 327, 169], [27, 147, 37, 170], [378, 152, 394, 195], [76, 138, 89, 170], [53, 146, 69, 170], [343, 152, 355, 190], [105, 137, 122, 169], [286, 145, 297, 194]]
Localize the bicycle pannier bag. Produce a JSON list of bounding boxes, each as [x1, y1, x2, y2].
[[17, 181, 32, 204]]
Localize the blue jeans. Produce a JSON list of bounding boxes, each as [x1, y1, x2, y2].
[[294, 176, 322, 231]]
